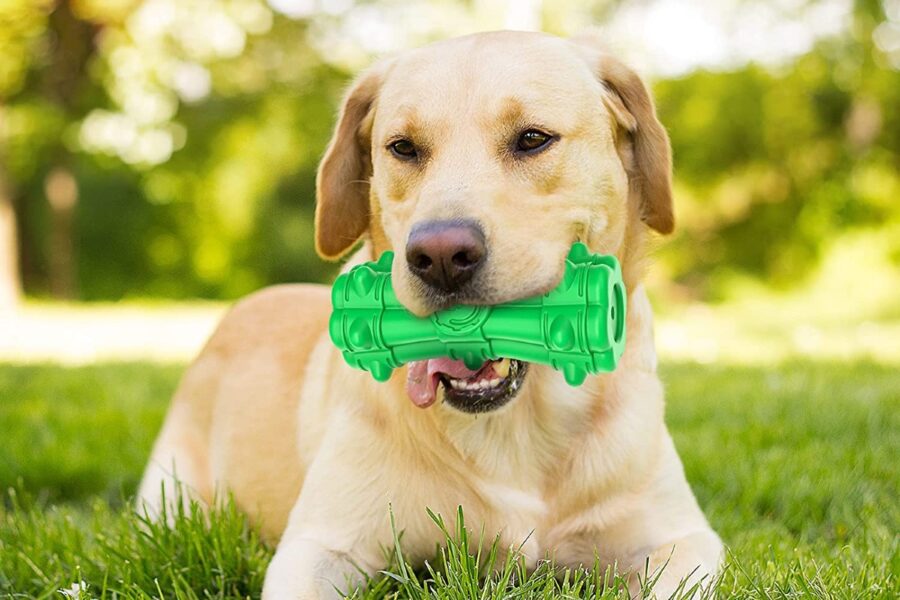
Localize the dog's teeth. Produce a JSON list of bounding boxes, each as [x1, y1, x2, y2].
[[494, 358, 510, 378], [448, 364, 513, 393]]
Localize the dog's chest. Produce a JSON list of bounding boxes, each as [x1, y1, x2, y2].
[[432, 381, 597, 549]]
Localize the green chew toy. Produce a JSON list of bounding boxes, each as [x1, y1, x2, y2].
[[329, 242, 626, 386]]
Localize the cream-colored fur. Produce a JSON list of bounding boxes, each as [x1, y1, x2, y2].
[[138, 31, 722, 599]]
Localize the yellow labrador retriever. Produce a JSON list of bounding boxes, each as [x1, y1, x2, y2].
[[138, 31, 722, 598]]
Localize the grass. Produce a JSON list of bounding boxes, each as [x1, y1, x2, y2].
[[0, 361, 897, 598]]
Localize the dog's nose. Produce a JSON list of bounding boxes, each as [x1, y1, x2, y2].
[[406, 220, 486, 293]]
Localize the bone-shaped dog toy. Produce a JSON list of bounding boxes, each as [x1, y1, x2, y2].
[[328, 242, 626, 386]]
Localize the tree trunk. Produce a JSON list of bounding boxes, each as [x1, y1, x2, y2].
[[45, 167, 78, 300], [37, 3, 94, 300], [0, 179, 21, 310]]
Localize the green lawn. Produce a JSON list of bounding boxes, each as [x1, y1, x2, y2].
[[0, 361, 897, 598]]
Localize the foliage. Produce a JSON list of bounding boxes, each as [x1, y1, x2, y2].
[[654, 19, 900, 298], [0, 360, 897, 597], [0, 0, 349, 299], [1, 0, 899, 301]]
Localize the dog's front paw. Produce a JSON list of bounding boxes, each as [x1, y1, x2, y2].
[[262, 552, 322, 600], [636, 530, 723, 598], [263, 538, 363, 600]]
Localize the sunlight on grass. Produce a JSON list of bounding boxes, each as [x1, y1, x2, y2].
[[0, 301, 227, 364], [654, 227, 900, 364], [3, 297, 896, 365]]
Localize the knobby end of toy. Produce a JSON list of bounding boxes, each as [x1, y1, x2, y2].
[[369, 362, 394, 382], [567, 241, 590, 261], [563, 364, 588, 386], [375, 250, 394, 270]]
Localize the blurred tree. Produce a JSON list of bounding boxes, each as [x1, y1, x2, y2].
[[652, 0, 900, 298], [0, 167, 18, 309], [0, 0, 105, 302], [0, 0, 897, 303], [0, 0, 55, 308], [70, 0, 347, 299]]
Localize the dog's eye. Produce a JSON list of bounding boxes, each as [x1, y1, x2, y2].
[[388, 139, 417, 160], [515, 129, 554, 154]]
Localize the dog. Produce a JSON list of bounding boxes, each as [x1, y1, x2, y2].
[[138, 30, 723, 599]]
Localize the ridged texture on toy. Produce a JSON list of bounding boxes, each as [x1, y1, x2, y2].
[[329, 242, 626, 386]]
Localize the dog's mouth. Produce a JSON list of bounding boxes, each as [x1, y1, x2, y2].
[[406, 357, 528, 413]]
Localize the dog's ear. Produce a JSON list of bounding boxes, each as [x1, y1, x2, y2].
[[573, 37, 674, 234], [315, 61, 390, 259]]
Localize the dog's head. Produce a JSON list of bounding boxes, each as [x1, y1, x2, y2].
[[315, 31, 673, 413]]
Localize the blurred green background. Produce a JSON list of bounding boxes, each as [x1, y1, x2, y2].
[[1, 0, 899, 364]]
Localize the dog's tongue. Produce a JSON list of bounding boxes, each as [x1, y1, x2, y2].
[[406, 358, 480, 408]]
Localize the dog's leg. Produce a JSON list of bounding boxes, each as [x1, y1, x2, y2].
[[631, 437, 723, 598], [136, 399, 211, 522], [261, 411, 403, 600], [550, 431, 723, 599], [136, 356, 218, 521], [621, 434, 724, 598], [549, 523, 721, 598]]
